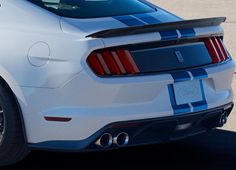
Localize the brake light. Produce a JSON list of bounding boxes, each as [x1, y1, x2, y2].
[[203, 37, 229, 63], [87, 49, 140, 76]]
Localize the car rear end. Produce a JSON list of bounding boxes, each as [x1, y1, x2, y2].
[[81, 20, 234, 149], [24, 0, 235, 151]]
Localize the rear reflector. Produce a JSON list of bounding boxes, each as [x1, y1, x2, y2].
[[203, 37, 229, 63], [87, 48, 140, 76], [44, 117, 72, 122]]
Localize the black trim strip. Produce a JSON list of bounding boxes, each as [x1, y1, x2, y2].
[[86, 17, 226, 38]]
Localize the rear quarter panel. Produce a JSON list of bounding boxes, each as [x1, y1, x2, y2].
[[0, 0, 105, 89]]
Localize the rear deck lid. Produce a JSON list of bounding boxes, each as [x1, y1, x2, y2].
[[60, 11, 181, 35]]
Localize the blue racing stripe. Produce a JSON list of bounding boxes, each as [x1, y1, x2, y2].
[[192, 79, 208, 112], [168, 85, 191, 115], [179, 28, 196, 38], [192, 101, 208, 112], [133, 13, 161, 24], [191, 68, 208, 79], [113, 15, 145, 26], [168, 84, 176, 105], [173, 104, 191, 115], [171, 71, 191, 83], [160, 30, 178, 40]]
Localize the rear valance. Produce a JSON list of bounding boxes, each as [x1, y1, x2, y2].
[[86, 17, 226, 38]]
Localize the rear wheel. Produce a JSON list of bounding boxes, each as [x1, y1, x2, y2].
[[0, 82, 29, 166]]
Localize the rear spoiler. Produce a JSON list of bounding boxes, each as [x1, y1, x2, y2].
[[86, 17, 226, 38]]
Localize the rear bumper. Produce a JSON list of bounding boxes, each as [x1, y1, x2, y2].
[[19, 59, 234, 144], [29, 103, 233, 151]]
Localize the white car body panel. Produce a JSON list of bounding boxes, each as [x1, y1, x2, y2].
[[19, 60, 234, 143], [0, 0, 234, 148]]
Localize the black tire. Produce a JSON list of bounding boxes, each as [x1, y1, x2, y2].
[[0, 82, 29, 166]]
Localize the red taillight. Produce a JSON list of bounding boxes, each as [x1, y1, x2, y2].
[[203, 37, 229, 64], [87, 48, 140, 76], [101, 51, 121, 75], [216, 37, 229, 60], [116, 49, 140, 74], [111, 51, 127, 74], [87, 37, 230, 77], [87, 53, 105, 75], [211, 37, 224, 61]]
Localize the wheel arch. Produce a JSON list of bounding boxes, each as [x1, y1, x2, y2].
[[0, 74, 28, 144]]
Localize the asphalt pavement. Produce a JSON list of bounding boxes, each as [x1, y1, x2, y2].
[[4, 129, 236, 170]]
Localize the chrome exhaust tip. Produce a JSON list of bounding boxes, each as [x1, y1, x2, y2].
[[218, 112, 228, 127], [113, 132, 129, 147], [95, 133, 113, 148]]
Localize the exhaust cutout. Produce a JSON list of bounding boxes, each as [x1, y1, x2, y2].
[[113, 132, 129, 147]]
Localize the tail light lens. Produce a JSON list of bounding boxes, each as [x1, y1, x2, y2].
[[87, 48, 140, 76], [203, 37, 230, 63], [87, 37, 230, 77]]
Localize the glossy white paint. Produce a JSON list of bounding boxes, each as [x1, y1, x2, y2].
[[0, 0, 234, 145], [19, 60, 234, 143], [27, 42, 51, 67]]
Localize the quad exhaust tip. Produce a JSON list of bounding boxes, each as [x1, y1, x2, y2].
[[113, 132, 129, 147], [95, 132, 130, 148], [95, 133, 113, 148]]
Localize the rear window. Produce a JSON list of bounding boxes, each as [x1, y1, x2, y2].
[[27, 0, 155, 19]]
